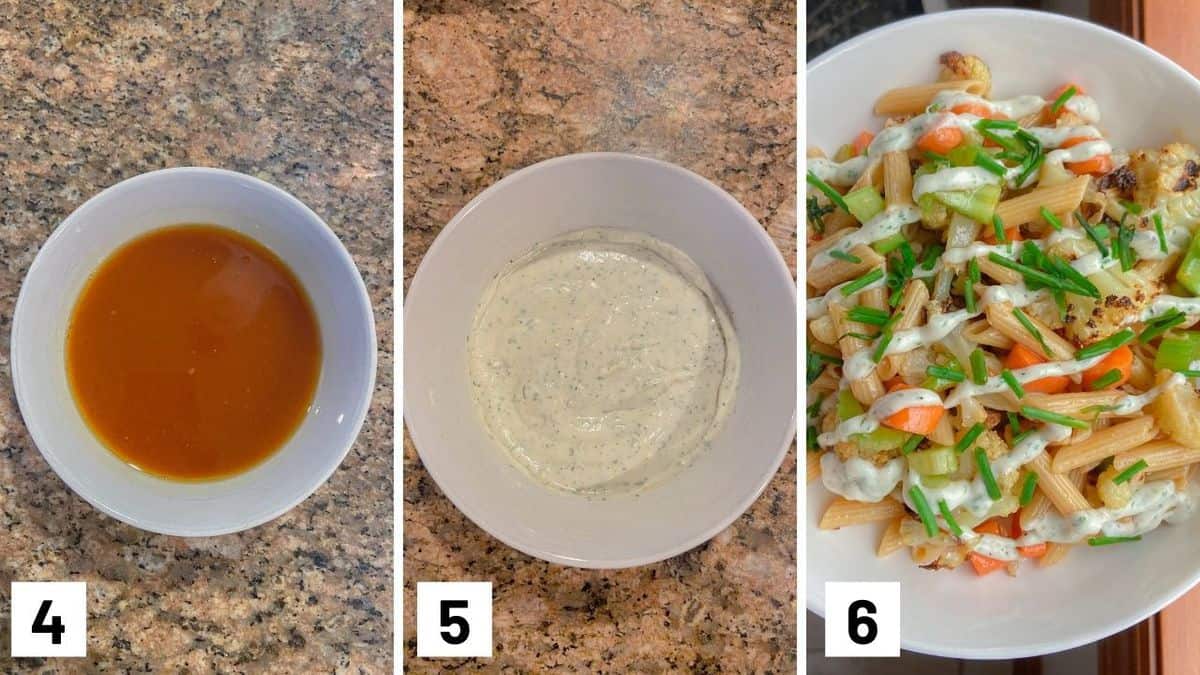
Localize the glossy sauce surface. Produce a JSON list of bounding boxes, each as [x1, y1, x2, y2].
[[67, 225, 322, 480]]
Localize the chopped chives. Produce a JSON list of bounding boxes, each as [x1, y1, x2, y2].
[[968, 258, 981, 284], [926, 364, 966, 382], [901, 434, 923, 455], [975, 118, 1020, 131], [969, 348, 988, 385], [1001, 370, 1026, 398], [921, 244, 944, 270], [987, 253, 1065, 292], [840, 268, 884, 296], [938, 499, 964, 538], [872, 329, 894, 363], [1007, 411, 1021, 436], [1113, 459, 1148, 484], [975, 151, 1007, 176], [1021, 405, 1090, 430], [1120, 200, 1144, 215], [1075, 211, 1109, 258], [842, 331, 878, 341], [807, 170, 850, 213], [1184, 369, 1200, 378], [964, 272, 977, 313], [806, 352, 842, 385], [1040, 207, 1063, 231], [830, 249, 862, 264], [1051, 85, 1077, 114], [1076, 329, 1134, 360], [1043, 255, 1101, 299], [1154, 213, 1168, 254], [992, 214, 1008, 243], [908, 485, 939, 537], [1115, 216, 1136, 272], [847, 305, 891, 326], [975, 448, 1002, 500], [924, 150, 949, 164], [1140, 309, 1186, 343], [1012, 307, 1052, 358], [979, 128, 1023, 154], [1014, 129, 1044, 185], [955, 423, 985, 454], [1019, 472, 1038, 506], [1089, 368, 1123, 390], [1088, 535, 1141, 546]]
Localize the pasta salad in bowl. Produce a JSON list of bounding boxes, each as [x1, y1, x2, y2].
[[808, 8, 1200, 658]]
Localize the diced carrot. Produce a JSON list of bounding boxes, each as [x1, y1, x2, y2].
[[1059, 136, 1113, 176], [1050, 83, 1087, 100], [981, 224, 1023, 244], [1081, 345, 1133, 390], [881, 382, 945, 435], [974, 517, 1010, 537], [950, 102, 1006, 120], [852, 130, 874, 157], [917, 125, 964, 155], [1008, 515, 1047, 558], [1004, 343, 1070, 394], [968, 552, 1007, 576]]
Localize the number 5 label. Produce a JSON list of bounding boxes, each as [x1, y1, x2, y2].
[[10, 582, 88, 657], [824, 581, 900, 657], [416, 582, 492, 658]]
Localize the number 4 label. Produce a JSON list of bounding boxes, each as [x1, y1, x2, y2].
[[416, 582, 492, 658], [10, 582, 88, 657], [824, 581, 900, 657]]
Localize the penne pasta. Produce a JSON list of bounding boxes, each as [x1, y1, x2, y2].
[[1022, 391, 1123, 416], [963, 319, 1013, 350], [1051, 417, 1158, 473], [820, 496, 906, 530], [985, 301, 1075, 361], [994, 175, 1089, 227], [1113, 440, 1200, 472], [975, 257, 1022, 286], [1037, 543, 1071, 567], [877, 517, 906, 557], [873, 79, 985, 116], [808, 245, 884, 293], [830, 302, 885, 405], [1028, 452, 1090, 514], [883, 151, 914, 207], [807, 451, 823, 483]]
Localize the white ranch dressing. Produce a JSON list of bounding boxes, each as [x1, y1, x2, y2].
[[820, 454, 905, 503], [1111, 373, 1186, 415], [843, 310, 977, 380], [805, 271, 887, 320], [912, 166, 999, 201], [809, 156, 871, 188], [929, 91, 1048, 120], [810, 205, 923, 270], [817, 388, 943, 448], [1018, 480, 1198, 547], [945, 354, 1106, 407], [1139, 294, 1200, 322], [468, 228, 739, 495]]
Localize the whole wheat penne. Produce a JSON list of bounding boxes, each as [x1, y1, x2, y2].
[[1145, 465, 1189, 489], [994, 175, 1089, 227], [808, 245, 884, 293], [1051, 416, 1158, 473], [807, 228, 852, 266], [877, 517, 906, 557], [820, 496, 906, 530], [1128, 343, 1157, 391], [883, 151, 914, 207], [1020, 466, 1087, 529], [1028, 452, 1090, 514], [1113, 440, 1200, 472], [810, 314, 839, 346], [810, 368, 840, 394], [1037, 543, 1071, 567], [963, 319, 1013, 350], [976, 257, 1022, 285], [881, 280, 928, 376], [986, 301, 1075, 360], [830, 302, 885, 405], [873, 79, 985, 116], [807, 451, 823, 483]]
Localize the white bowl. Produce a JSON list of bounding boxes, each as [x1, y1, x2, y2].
[[808, 8, 1200, 659], [11, 167, 376, 536], [405, 152, 796, 568]]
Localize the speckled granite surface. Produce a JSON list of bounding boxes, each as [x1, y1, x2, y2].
[[404, 1, 796, 671], [0, 2, 392, 671]]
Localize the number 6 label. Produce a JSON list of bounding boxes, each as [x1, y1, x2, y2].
[[416, 582, 492, 658], [824, 581, 900, 657]]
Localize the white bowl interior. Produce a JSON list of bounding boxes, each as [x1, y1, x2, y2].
[[12, 168, 376, 536], [808, 9, 1200, 658], [405, 153, 796, 568]]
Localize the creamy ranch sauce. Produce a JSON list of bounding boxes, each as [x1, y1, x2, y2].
[[468, 228, 739, 495]]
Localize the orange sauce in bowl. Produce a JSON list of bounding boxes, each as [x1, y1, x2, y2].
[[66, 224, 322, 480]]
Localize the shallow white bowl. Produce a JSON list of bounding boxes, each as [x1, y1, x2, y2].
[[808, 8, 1200, 659], [11, 167, 376, 536], [405, 152, 796, 568]]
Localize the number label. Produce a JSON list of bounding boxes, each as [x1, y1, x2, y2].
[[32, 600, 66, 645], [416, 582, 493, 658], [439, 600, 470, 645], [824, 582, 900, 657], [10, 582, 87, 657]]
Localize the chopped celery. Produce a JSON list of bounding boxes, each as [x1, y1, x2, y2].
[[872, 232, 906, 254], [918, 193, 951, 229], [1176, 228, 1200, 295], [844, 186, 886, 224], [922, 474, 951, 489], [908, 446, 958, 476], [947, 144, 981, 167], [922, 355, 964, 391], [1154, 331, 1200, 372], [931, 183, 1002, 224], [836, 388, 912, 452]]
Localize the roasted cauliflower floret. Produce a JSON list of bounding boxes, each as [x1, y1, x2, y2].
[[938, 51, 991, 97], [1126, 143, 1200, 208], [1065, 269, 1163, 345]]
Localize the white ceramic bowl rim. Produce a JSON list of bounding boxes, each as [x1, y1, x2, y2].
[[11, 166, 378, 536], [405, 151, 797, 568], [807, 8, 1200, 659]]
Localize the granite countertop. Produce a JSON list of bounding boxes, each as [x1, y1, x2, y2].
[[0, 2, 392, 671], [404, 1, 796, 671]]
